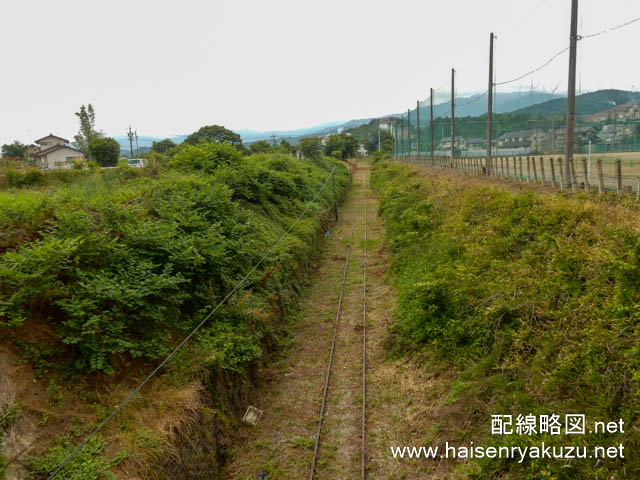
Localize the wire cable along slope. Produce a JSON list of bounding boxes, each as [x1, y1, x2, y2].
[[47, 166, 339, 480]]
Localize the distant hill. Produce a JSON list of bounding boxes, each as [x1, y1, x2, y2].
[[511, 89, 640, 117], [113, 135, 187, 153], [108, 89, 638, 150], [120, 147, 151, 158], [392, 90, 564, 127], [237, 119, 372, 144]]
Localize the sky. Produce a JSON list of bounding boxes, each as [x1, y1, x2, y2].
[[1, 0, 640, 145]]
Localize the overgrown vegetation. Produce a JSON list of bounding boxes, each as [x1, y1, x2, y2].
[[0, 403, 21, 476], [372, 161, 640, 479], [1, 147, 347, 375], [0, 146, 347, 477]]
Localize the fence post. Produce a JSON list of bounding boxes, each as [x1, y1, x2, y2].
[[539, 157, 546, 184], [519, 157, 523, 182], [332, 171, 338, 221], [616, 159, 622, 195], [597, 158, 604, 195], [526, 156, 531, 183], [637, 175, 639, 201], [494, 157, 498, 177], [557, 158, 564, 191], [581, 158, 589, 191], [512, 157, 517, 180], [550, 157, 556, 189], [570, 158, 577, 192], [532, 156, 538, 183]]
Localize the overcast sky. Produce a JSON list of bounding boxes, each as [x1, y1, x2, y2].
[[1, 0, 639, 144]]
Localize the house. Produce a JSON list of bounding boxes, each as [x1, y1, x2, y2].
[[596, 124, 635, 144], [497, 129, 537, 148], [466, 138, 485, 149], [440, 137, 466, 150], [31, 134, 85, 170], [547, 126, 598, 152]]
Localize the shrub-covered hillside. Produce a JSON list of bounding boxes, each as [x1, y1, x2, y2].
[[0, 146, 348, 478], [372, 161, 640, 479]]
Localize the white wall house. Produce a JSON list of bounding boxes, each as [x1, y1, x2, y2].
[[31, 134, 85, 170]]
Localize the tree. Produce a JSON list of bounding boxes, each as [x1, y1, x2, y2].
[[248, 140, 274, 154], [1, 141, 28, 159], [152, 138, 177, 153], [74, 104, 99, 155], [169, 141, 243, 173], [364, 129, 393, 154], [88, 137, 120, 167], [324, 133, 359, 160], [298, 137, 323, 159], [184, 125, 243, 148], [278, 139, 293, 154]]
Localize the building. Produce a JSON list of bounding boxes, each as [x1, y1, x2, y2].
[[379, 117, 399, 132], [465, 138, 486, 149], [497, 129, 537, 148], [439, 137, 466, 150], [31, 134, 85, 169]]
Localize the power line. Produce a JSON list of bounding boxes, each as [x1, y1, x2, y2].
[[496, 14, 640, 87], [46, 166, 338, 480], [582, 15, 640, 39], [514, 0, 551, 28], [455, 90, 489, 107], [495, 47, 569, 86]]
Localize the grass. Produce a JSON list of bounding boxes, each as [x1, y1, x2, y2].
[[0, 152, 350, 477], [372, 160, 640, 479]]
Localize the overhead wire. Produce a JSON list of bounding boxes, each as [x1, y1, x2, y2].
[[581, 15, 640, 39], [513, 0, 551, 28], [494, 47, 569, 86], [455, 90, 489, 107]]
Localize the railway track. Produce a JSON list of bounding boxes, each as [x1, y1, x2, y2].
[[309, 178, 369, 480]]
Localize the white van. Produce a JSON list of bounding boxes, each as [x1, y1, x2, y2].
[[127, 158, 147, 168]]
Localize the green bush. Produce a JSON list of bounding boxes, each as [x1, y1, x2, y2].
[[0, 154, 348, 375], [372, 161, 640, 479], [88, 137, 120, 167], [169, 141, 243, 173], [4, 168, 46, 187], [26, 435, 124, 479]]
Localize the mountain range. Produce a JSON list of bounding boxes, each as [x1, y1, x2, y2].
[[112, 89, 637, 152]]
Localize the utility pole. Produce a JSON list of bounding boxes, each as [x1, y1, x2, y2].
[[128, 126, 134, 159], [134, 131, 139, 155], [430, 88, 434, 164], [564, 0, 579, 188], [416, 100, 421, 158], [394, 124, 397, 157], [612, 112, 618, 151], [451, 68, 455, 167], [401, 118, 405, 156], [487, 32, 494, 175], [407, 109, 411, 157], [378, 118, 381, 152]]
